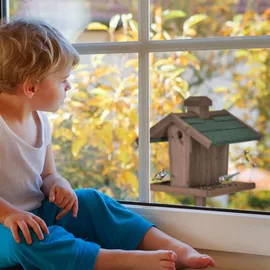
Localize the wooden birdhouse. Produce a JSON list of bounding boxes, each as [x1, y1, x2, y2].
[[149, 96, 262, 206]]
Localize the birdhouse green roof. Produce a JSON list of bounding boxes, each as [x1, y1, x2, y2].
[[183, 115, 261, 146], [149, 110, 262, 148]]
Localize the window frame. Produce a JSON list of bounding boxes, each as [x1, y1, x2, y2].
[[3, 0, 270, 256], [73, 0, 270, 203]]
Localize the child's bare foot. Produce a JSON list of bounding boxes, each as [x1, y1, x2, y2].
[[95, 249, 177, 270], [165, 241, 215, 269], [136, 227, 216, 269]]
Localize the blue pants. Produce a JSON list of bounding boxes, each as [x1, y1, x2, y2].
[[0, 189, 153, 270]]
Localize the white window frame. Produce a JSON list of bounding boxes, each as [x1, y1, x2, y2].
[[5, 0, 270, 259]]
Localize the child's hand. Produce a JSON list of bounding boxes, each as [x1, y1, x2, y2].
[[49, 182, 78, 220], [3, 210, 49, 245]]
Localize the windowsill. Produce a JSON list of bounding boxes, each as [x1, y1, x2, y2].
[[125, 203, 270, 269]]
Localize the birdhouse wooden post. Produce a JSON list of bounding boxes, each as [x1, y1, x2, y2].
[[149, 96, 262, 206]]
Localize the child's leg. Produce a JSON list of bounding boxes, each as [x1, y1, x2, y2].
[[0, 192, 176, 270], [0, 224, 100, 270], [0, 224, 21, 268], [137, 227, 216, 269], [49, 188, 155, 251], [49, 188, 214, 269], [40, 189, 178, 270]]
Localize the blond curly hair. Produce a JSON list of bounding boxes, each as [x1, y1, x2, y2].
[[0, 18, 80, 94]]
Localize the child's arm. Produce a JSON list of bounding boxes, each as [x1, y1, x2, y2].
[[41, 143, 78, 220], [41, 143, 70, 196], [0, 197, 19, 224]]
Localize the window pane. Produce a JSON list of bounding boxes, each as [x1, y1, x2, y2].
[[150, 48, 270, 212], [9, 0, 138, 43], [47, 53, 139, 201], [150, 0, 270, 40]]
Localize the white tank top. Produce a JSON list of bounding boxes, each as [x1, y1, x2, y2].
[[0, 111, 51, 211]]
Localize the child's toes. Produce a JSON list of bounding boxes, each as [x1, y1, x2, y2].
[[198, 255, 215, 267], [160, 260, 176, 268], [186, 254, 215, 268], [159, 250, 177, 261], [208, 257, 216, 267]]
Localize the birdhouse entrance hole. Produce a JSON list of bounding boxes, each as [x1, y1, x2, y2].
[[177, 131, 183, 140]]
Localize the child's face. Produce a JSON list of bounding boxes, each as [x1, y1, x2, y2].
[[31, 65, 72, 112]]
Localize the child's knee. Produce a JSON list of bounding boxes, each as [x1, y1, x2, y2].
[[75, 188, 103, 207]]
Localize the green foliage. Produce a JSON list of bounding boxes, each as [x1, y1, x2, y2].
[[51, 2, 270, 210], [229, 191, 270, 211]]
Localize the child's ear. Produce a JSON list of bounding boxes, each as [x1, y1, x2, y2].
[[22, 80, 38, 98]]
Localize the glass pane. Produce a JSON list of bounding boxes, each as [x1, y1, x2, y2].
[[46, 53, 139, 201], [150, 0, 270, 40], [9, 0, 138, 43], [150, 48, 270, 212]]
